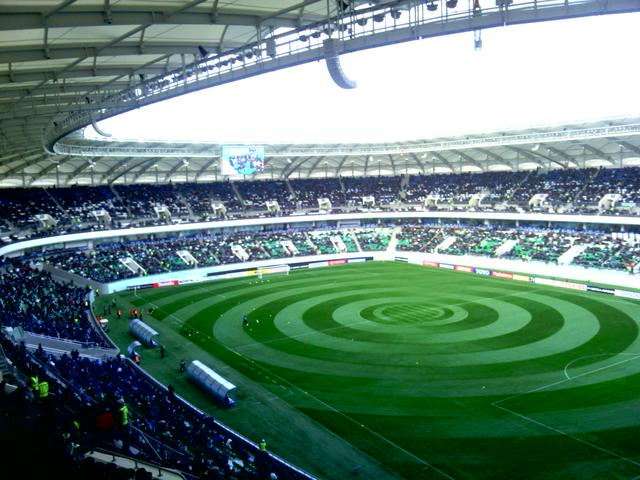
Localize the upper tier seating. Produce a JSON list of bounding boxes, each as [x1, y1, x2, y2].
[[1, 166, 640, 242]]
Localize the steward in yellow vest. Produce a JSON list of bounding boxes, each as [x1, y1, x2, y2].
[[38, 380, 49, 398]]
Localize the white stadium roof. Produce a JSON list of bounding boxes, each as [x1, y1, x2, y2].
[[0, 0, 639, 187]]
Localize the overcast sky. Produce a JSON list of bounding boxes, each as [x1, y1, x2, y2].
[[90, 12, 640, 144]]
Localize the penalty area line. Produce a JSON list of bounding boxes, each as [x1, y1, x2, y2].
[[563, 352, 640, 380], [492, 353, 640, 471], [494, 353, 640, 406], [493, 403, 640, 469]]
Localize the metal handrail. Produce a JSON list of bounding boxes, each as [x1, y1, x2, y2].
[[42, 0, 640, 153]]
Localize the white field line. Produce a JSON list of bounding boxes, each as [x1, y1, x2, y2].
[[145, 301, 456, 479], [494, 353, 640, 406], [493, 353, 640, 471], [493, 403, 640, 468], [145, 281, 640, 477], [233, 346, 458, 480], [563, 353, 640, 380]]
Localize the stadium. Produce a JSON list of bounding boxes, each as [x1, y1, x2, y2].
[[1, 1, 640, 479]]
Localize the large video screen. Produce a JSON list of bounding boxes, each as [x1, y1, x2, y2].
[[220, 146, 264, 175]]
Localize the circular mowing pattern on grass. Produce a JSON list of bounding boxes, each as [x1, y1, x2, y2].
[[201, 264, 640, 392], [157, 263, 640, 480], [368, 303, 454, 325]]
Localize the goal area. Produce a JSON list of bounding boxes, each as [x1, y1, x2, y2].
[[256, 264, 290, 280]]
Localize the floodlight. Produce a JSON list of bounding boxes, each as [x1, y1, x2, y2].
[[446, 0, 458, 7], [427, 2, 438, 12]]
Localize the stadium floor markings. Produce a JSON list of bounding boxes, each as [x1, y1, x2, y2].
[[150, 290, 458, 478], [494, 352, 640, 406], [122, 265, 640, 479], [214, 284, 607, 374], [440, 296, 600, 365], [493, 402, 640, 469], [146, 300, 235, 353], [563, 352, 640, 380], [147, 276, 629, 375], [254, 287, 536, 341], [147, 301, 187, 328], [224, 341, 458, 480]]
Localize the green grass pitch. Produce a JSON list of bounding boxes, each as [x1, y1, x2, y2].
[[96, 262, 640, 480]]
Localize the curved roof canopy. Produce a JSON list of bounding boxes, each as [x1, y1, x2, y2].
[[0, 0, 639, 187]]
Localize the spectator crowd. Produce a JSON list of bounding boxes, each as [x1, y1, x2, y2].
[[2, 166, 639, 243]]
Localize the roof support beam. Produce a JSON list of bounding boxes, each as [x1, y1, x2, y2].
[[474, 148, 512, 169], [619, 140, 640, 156], [9, 0, 209, 109], [103, 0, 112, 25], [387, 154, 396, 175], [582, 143, 608, 159], [543, 145, 575, 165], [0, 64, 170, 86], [0, 10, 308, 31], [409, 153, 426, 174], [431, 152, 455, 172], [28, 161, 61, 186], [65, 160, 95, 185], [130, 157, 161, 183], [302, 156, 324, 178], [451, 149, 485, 172], [100, 157, 133, 184], [0, 82, 131, 100], [219, 25, 229, 52], [163, 160, 186, 183], [108, 159, 147, 184], [336, 155, 350, 176], [110, 159, 149, 184], [283, 156, 312, 178], [363, 155, 372, 177], [138, 27, 146, 54], [210, 0, 221, 22], [85, 53, 173, 96], [505, 145, 564, 169], [45, 0, 78, 20], [0, 151, 37, 170], [0, 151, 46, 180], [195, 158, 217, 181], [43, 27, 51, 59]]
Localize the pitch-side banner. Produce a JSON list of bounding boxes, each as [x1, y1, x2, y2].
[[153, 280, 179, 288], [534, 277, 587, 291], [615, 289, 640, 300]]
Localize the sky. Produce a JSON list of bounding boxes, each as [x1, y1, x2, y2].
[[88, 11, 640, 145]]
